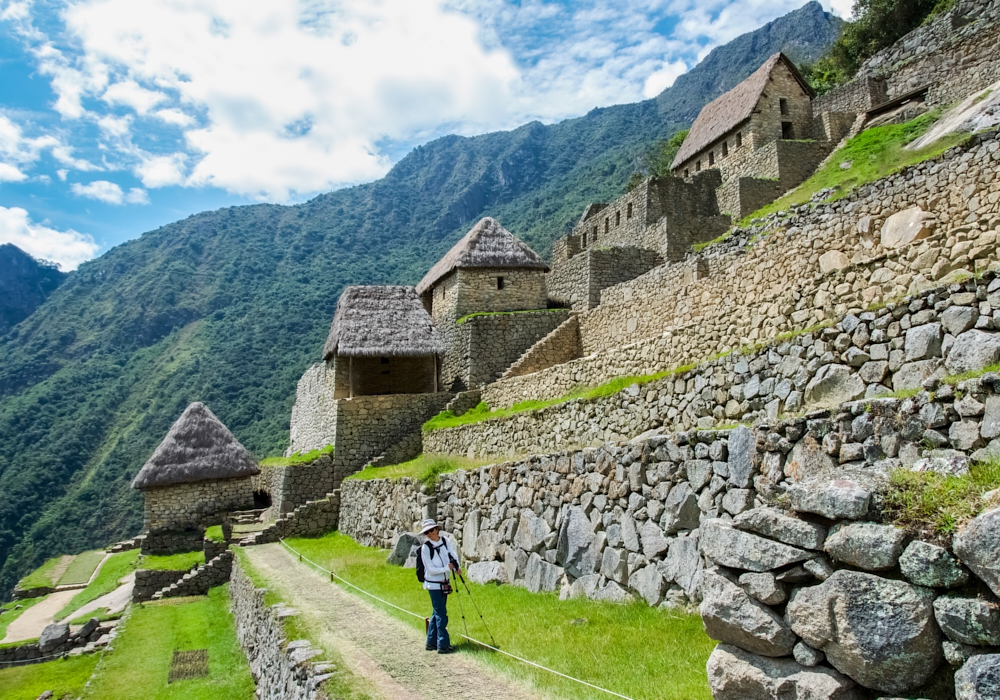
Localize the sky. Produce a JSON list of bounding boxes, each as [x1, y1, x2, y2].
[[0, 0, 851, 270]]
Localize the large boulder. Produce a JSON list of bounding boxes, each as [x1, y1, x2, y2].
[[786, 479, 870, 520], [660, 482, 701, 534], [893, 359, 944, 392], [955, 654, 1000, 699], [665, 535, 703, 597], [556, 506, 597, 578], [905, 323, 943, 361], [933, 595, 1000, 646], [38, 622, 70, 652], [784, 436, 836, 483], [728, 425, 757, 488], [707, 644, 863, 700], [785, 570, 942, 693], [946, 330, 1000, 375], [700, 519, 812, 572], [639, 520, 671, 559], [524, 553, 562, 593], [462, 509, 480, 559], [880, 207, 934, 249], [805, 365, 865, 408], [515, 510, 550, 553], [823, 522, 906, 570], [467, 561, 507, 585], [899, 540, 969, 588], [628, 564, 665, 606], [387, 532, 421, 566], [954, 507, 1000, 599], [734, 508, 827, 550], [700, 570, 797, 657]]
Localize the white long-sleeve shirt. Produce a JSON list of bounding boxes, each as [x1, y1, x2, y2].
[[421, 536, 458, 591]]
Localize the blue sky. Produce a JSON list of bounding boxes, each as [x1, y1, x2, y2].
[[0, 0, 849, 269]]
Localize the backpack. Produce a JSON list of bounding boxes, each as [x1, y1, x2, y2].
[[416, 540, 446, 583]]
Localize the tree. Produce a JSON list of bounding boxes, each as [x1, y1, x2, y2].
[[627, 129, 690, 191]]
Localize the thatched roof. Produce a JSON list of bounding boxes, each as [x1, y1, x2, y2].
[[416, 218, 548, 295], [323, 285, 443, 360], [131, 402, 259, 490], [671, 53, 814, 170]]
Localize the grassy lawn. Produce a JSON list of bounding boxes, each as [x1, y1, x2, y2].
[[279, 532, 715, 700], [347, 453, 493, 487], [883, 460, 1000, 542], [0, 653, 100, 700], [741, 113, 967, 224], [57, 550, 107, 586], [0, 597, 43, 639], [83, 587, 255, 700], [140, 551, 204, 572], [56, 550, 139, 622], [259, 444, 333, 468], [456, 308, 567, 325], [17, 555, 71, 591], [205, 525, 225, 543]]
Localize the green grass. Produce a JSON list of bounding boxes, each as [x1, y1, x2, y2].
[[882, 460, 1000, 541], [55, 550, 139, 622], [56, 550, 106, 586], [740, 113, 967, 224], [0, 597, 43, 640], [140, 551, 204, 572], [16, 556, 67, 590], [82, 586, 255, 700], [0, 653, 100, 700], [259, 444, 334, 468], [278, 532, 715, 700], [69, 609, 123, 625], [455, 308, 567, 325], [204, 526, 225, 543], [348, 454, 494, 487]]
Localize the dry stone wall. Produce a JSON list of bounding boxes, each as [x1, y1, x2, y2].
[[143, 477, 254, 533], [288, 363, 336, 455], [253, 453, 336, 519], [547, 247, 663, 311], [338, 478, 430, 548], [230, 559, 335, 700], [431, 272, 1000, 461], [479, 130, 1000, 412], [502, 316, 581, 379]]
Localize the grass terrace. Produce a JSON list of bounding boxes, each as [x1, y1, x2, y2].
[[82, 587, 255, 700], [16, 555, 71, 591], [455, 308, 568, 325], [0, 654, 100, 700], [348, 453, 494, 487], [55, 550, 139, 622], [259, 443, 334, 468], [140, 551, 205, 572], [56, 550, 106, 586], [272, 532, 715, 700]]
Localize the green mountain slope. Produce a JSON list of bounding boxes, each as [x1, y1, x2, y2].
[[0, 1, 841, 594], [0, 244, 66, 336]]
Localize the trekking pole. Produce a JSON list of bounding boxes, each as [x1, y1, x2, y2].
[[457, 571, 498, 648], [452, 571, 471, 642]]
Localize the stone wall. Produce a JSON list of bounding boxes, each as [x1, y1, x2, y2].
[[142, 476, 254, 533], [716, 177, 786, 221], [288, 363, 336, 455], [230, 558, 334, 700], [155, 551, 233, 600], [813, 77, 888, 116], [430, 267, 549, 324], [547, 247, 663, 311], [244, 491, 340, 546], [429, 272, 1000, 459], [133, 568, 193, 602], [255, 452, 336, 519], [338, 478, 430, 548], [141, 528, 204, 555], [445, 310, 570, 390], [502, 316, 581, 380], [0, 619, 116, 667]]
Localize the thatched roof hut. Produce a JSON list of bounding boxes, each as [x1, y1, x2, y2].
[[416, 218, 548, 296], [131, 402, 259, 490], [671, 52, 813, 170], [323, 285, 443, 361]]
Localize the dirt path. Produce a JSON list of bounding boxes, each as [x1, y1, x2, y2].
[[2, 590, 78, 642], [72, 572, 134, 620], [245, 544, 544, 700]]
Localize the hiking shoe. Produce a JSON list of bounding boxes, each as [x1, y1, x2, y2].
[[425, 645, 436, 651], [438, 646, 456, 654]]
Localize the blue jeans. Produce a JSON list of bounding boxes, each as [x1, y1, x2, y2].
[[426, 589, 450, 650]]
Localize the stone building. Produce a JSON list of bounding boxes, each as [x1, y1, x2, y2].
[[671, 52, 855, 218], [416, 217, 567, 391], [323, 285, 444, 397], [131, 402, 259, 554]]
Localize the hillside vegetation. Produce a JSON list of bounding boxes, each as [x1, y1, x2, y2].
[[0, 2, 842, 595]]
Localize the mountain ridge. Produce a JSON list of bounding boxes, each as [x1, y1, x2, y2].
[[0, 1, 842, 594]]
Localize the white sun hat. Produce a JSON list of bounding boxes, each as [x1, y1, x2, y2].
[[419, 518, 439, 534]]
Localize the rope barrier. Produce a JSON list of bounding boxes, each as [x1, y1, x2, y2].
[[278, 538, 635, 700]]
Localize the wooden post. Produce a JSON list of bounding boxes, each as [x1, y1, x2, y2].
[[349, 356, 354, 399]]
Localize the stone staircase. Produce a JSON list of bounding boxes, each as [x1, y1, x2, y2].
[[151, 550, 234, 600], [238, 490, 340, 546]]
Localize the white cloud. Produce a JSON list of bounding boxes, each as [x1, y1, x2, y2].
[[0, 205, 99, 270], [154, 108, 195, 127], [70, 179, 148, 205], [643, 59, 688, 98], [0, 162, 27, 182], [134, 152, 187, 187], [103, 80, 167, 114]]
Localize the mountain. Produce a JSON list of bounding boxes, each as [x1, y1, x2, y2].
[[0, 1, 842, 594], [0, 244, 67, 336]]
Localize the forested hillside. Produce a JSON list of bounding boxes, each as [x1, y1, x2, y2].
[[0, 244, 66, 336], [0, 1, 841, 594]]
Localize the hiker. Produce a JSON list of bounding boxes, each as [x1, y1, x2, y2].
[[419, 518, 459, 654]]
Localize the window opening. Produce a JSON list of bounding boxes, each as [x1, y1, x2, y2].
[[684, 169, 689, 178], [779, 98, 788, 115], [708, 151, 715, 166], [781, 121, 794, 139], [615, 211, 620, 226], [696, 160, 702, 172], [627, 202, 633, 219], [722, 141, 729, 158], [497, 276, 505, 290], [380, 357, 389, 364], [736, 132, 743, 148], [592, 225, 598, 240], [604, 218, 609, 233], [582, 232, 587, 248]]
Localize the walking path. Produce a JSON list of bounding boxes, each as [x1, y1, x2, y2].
[[2, 590, 78, 643], [245, 544, 544, 700]]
